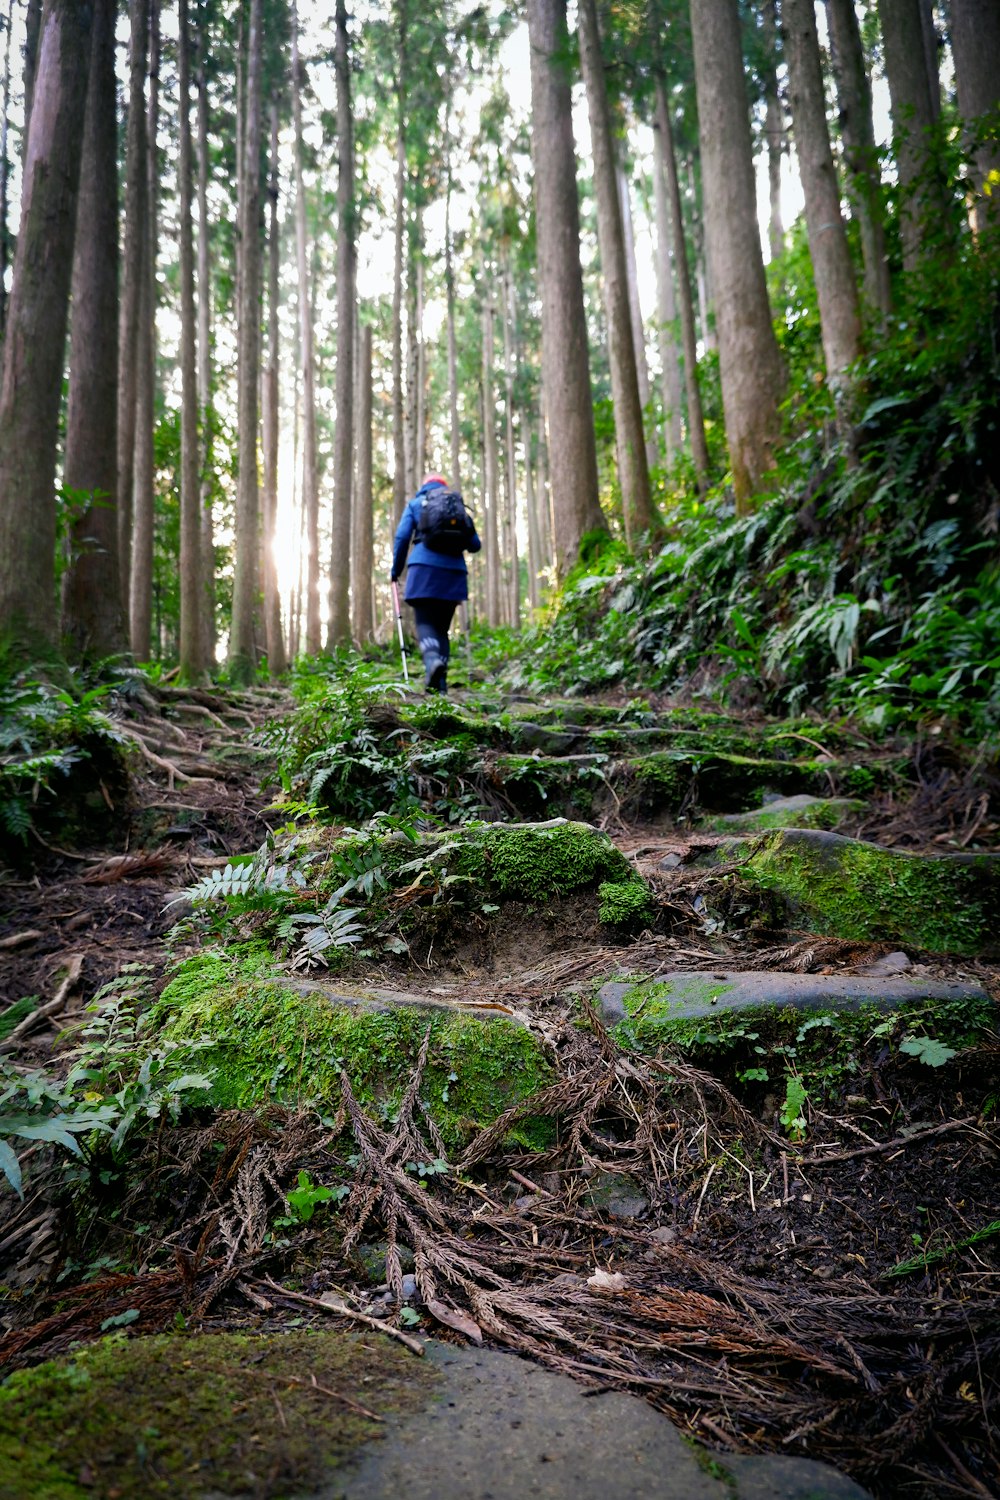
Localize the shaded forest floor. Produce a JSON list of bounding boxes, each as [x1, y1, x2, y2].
[[0, 679, 998, 1500]]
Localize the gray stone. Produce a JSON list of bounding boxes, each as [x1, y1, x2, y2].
[[596, 971, 989, 1027], [313, 1342, 871, 1500], [707, 794, 865, 834], [582, 1170, 650, 1219]]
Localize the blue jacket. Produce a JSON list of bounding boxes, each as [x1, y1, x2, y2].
[[391, 482, 482, 603]]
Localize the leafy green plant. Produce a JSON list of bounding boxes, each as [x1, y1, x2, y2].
[[283, 1169, 348, 1222], [0, 968, 214, 1196], [780, 1074, 809, 1142]]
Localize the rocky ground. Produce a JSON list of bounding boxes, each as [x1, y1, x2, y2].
[[0, 677, 997, 1500]]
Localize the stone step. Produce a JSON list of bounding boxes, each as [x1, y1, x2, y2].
[[697, 828, 1000, 956], [703, 793, 866, 834], [597, 970, 990, 1028]]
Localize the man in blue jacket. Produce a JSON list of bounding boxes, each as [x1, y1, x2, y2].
[[391, 474, 482, 694]]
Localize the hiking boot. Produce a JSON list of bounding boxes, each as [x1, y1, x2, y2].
[[424, 655, 446, 692]]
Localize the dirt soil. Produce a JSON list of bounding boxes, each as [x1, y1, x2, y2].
[[1, 685, 997, 1500]]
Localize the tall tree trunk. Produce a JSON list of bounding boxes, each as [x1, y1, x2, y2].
[[825, 0, 892, 317], [130, 0, 160, 660], [291, 2, 320, 653], [177, 0, 205, 681], [500, 240, 520, 628], [949, 0, 1000, 232], [481, 286, 502, 627], [655, 74, 710, 483], [403, 210, 423, 497], [784, 0, 862, 399], [61, 0, 126, 663], [328, 0, 354, 648], [445, 127, 461, 492], [526, 0, 605, 575], [690, 0, 784, 506], [262, 95, 285, 675], [652, 105, 683, 463], [117, 0, 148, 623], [0, 0, 13, 346], [416, 252, 427, 484], [877, 0, 953, 270], [229, 0, 262, 683], [577, 0, 653, 546], [352, 319, 374, 644], [196, 4, 215, 666], [918, 0, 940, 122], [762, 0, 786, 263], [0, 0, 92, 657], [391, 0, 407, 522], [21, 0, 41, 147], [617, 157, 658, 473], [524, 423, 542, 610]]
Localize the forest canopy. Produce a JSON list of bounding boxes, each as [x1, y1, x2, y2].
[[0, 0, 996, 725]]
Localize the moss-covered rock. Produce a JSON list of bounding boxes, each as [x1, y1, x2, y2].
[[597, 973, 996, 1100], [0, 1329, 437, 1500], [703, 794, 866, 835], [730, 829, 1000, 956], [157, 953, 554, 1148]]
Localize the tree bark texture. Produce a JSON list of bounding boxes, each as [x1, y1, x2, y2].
[[761, 0, 786, 264], [116, 0, 147, 622], [229, 0, 262, 682], [500, 241, 520, 628], [825, 0, 892, 317], [129, 0, 160, 660], [352, 320, 374, 644], [655, 74, 710, 483], [262, 95, 285, 676], [328, 0, 354, 648], [526, 0, 605, 575], [577, 0, 653, 546], [481, 289, 502, 628], [690, 0, 783, 505], [445, 128, 462, 492], [291, 3, 320, 654], [61, 0, 126, 663], [617, 158, 658, 473], [877, 0, 953, 269], [391, 0, 407, 523], [949, 0, 1000, 231], [21, 0, 41, 147], [177, 0, 206, 681], [783, 0, 862, 395], [0, 0, 13, 345], [196, 5, 215, 665], [652, 106, 683, 463], [0, 0, 92, 656]]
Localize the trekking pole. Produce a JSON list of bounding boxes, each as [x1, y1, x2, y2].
[[391, 580, 410, 684]]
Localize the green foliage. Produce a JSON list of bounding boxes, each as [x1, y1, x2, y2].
[[0, 668, 127, 849], [0, 968, 213, 1197], [488, 228, 1000, 739]]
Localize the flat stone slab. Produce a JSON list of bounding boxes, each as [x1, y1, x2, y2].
[[597, 971, 990, 1027], [321, 1342, 871, 1500], [289, 978, 527, 1026], [706, 794, 865, 834]]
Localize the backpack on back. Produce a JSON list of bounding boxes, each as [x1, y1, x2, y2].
[[417, 487, 475, 556]]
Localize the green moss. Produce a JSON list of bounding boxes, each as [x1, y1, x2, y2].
[[0, 1329, 437, 1500], [613, 989, 995, 1096], [597, 880, 655, 930], [469, 822, 636, 902], [737, 830, 999, 956], [157, 954, 554, 1149]]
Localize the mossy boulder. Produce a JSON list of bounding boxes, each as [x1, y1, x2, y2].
[[596, 973, 996, 1098], [0, 1329, 437, 1500], [729, 829, 1000, 956], [703, 794, 866, 835], [157, 953, 554, 1148]]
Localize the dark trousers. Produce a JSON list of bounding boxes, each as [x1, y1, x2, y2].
[[409, 598, 457, 689]]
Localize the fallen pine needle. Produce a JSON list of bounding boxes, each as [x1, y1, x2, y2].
[[258, 1277, 425, 1356]]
